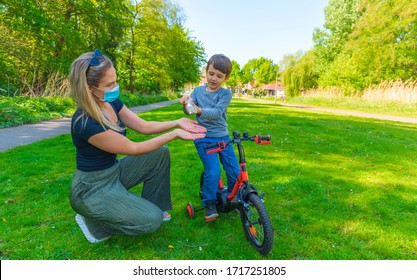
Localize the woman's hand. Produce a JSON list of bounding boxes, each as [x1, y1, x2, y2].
[[177, 118, 206, 133], [174, 129, 206, 140]]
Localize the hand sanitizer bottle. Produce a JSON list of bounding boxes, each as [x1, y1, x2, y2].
[[186, 98, 197, 114]]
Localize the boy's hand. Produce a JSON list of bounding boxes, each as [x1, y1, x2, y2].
[[181, 96, 198, 115], [180, 95, 190, 104]]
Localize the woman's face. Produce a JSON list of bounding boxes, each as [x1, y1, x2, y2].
[[91, 66, 118, 98]]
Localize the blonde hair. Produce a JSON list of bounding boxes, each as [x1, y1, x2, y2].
[[69, 51, 124, 132]]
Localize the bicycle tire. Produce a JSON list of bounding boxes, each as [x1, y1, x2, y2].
[[186, 202, 195, 219], [239, 192, 273, 255]]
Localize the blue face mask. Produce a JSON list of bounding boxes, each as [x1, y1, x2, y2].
[[92, 84, 120, 102]]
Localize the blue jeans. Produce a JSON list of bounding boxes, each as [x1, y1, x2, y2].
[[194, 136, 241, 206]]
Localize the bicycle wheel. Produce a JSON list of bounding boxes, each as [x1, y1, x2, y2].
[[186, 202, 195, 218], [239, 192, 273, 255]]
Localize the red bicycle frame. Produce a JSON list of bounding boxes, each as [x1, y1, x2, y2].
[[205, 131, 271, 201]]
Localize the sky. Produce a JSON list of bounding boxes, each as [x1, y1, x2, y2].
[[174, 0, 329, 66]]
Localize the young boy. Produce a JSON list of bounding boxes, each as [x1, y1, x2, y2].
[[180, 54, 240, 222]]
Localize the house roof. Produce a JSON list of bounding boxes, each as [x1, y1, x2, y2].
[[262, 83, 283, 91]]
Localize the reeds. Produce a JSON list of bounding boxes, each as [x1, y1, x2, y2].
[[362, 79, 417, 103], [302, 79, 417, 103], [18, 71, 70, 97]]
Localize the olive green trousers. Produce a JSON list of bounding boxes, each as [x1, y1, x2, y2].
[[70, 146, 171, 239]]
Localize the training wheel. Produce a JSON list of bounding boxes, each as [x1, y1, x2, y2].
[[186, 202, 195, 218]]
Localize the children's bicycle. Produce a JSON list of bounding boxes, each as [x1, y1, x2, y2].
[[186, 131, 274, 255]]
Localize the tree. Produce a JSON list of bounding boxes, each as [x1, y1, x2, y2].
[[117, 0, 205, 93], [281, 50, 318, 97], [0, 0, 130, 95], [225, 60, 241, 91], [312, 0, 361, 74], [0, 0, 205, 96], [318, 0, 417, 92], [282, 0, 417, 96], [166, 24, 205, 90], [279, 50, 304, 72], [241, 57, 278, 87]]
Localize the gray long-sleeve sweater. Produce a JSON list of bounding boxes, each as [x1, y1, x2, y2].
[[185, 86, 232, 138]]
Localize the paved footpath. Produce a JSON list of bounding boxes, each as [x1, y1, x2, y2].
[[280, 103, 417, 124], [240, 96, 417, 125], [0, 100, 179, 152]]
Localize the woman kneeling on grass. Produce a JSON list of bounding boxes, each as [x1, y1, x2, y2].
[[68, 49, 206, 243]]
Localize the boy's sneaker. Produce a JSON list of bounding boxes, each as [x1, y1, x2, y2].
[[204, 201, 219, 222], [75, 214, 110, 243]]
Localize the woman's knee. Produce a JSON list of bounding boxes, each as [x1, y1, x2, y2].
[[121, 210, 163, 235], [149, 145, 170, 169], [156, 145, 170, 159], [139, 210, 163, 233]]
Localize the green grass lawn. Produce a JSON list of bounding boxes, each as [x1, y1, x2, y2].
[[1, 98, 417, 260], [285, 95, 417, 118]]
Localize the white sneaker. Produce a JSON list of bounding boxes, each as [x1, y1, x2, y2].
[[75, 214, 110, 243], [162, 211, 171, 222]]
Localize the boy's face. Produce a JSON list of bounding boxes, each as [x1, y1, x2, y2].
[[206, 64, 229, 92]]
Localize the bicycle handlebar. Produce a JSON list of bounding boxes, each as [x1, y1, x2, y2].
[[204, 132, 271, 154], [253, 135, 271, 145], [205, 141, 229, 154]]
